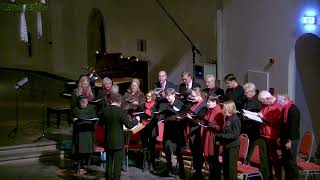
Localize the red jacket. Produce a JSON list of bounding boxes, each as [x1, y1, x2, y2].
[[201, 105, 224, 157], [259, 100, 283, 139]]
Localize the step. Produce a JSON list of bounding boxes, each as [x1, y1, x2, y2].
[[0, 143, 57, 156], [0, 140, 63, 165], [0, 141, 57, 152]]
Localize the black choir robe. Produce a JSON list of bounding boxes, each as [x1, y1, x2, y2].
[[224, 85, 245, 110]]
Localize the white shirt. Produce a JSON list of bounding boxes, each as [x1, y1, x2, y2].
[[186, 81, 193, 89], [161, 80, 167, 89]]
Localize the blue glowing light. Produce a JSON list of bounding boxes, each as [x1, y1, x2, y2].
[[305, 9, 317, 16], [303, 16, 317, 24], [304, 24, 317, 32], [301, 9, 318, 32]]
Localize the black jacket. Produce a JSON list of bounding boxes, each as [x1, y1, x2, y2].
[[224, 85, 245, 110], [153, 80, 176, 90], [203, 87, 224, 97], [243, 95, 262, 112], [158, 99, 186, 146], [179, 81, 201, 94], [241, 96, 262, 138], [218, 114, 241, 149], [100, 105, 138, 150], [280, 104, 300, 144], [71, 105, 97, 154]]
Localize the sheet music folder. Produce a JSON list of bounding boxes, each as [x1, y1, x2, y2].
[[123, 123, 145, 134], [155, 109, 177, 117], [89, 99, 103, 105], [242, 109, 263, 123], [132, 112, 152, 119], [76, 117, 99, 121]]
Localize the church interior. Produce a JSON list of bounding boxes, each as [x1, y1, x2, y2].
[[0, 0, 320, 179]]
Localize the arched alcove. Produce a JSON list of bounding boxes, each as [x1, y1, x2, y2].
[[87, 8, 106, 68], [289, 33, 320, 151]]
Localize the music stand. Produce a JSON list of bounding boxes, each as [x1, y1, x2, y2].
[[8, 77, 29, 137]]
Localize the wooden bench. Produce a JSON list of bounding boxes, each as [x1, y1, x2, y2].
[[47, 107, 71, 128]]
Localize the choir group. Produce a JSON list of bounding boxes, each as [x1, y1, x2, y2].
[[70, 70, 300, 180]]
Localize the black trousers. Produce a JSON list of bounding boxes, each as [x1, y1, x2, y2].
[[247, 138, 270, 180], [265, 138, 282, 180], [106, 149, 124, 180], [207, 149, 221, 180], [164, 140, 184, 174], [140, 123, 156, 168], [189, 130, 204, 175], [222, 145, 239, 180], [281, 140, 299, 180]]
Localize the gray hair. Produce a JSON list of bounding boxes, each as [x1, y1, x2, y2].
[[111, 84, 119, 91], [102, 77, 112, 85], [165, 88, 176, 96], [243, 82, 256, 92], [204, 74, 216, 82], [258, 90, 272, 102]]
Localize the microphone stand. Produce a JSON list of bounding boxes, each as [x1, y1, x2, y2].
[[154, 0, 202, 73], [34, 90, 48, 142], [8, 90, 20, 137]]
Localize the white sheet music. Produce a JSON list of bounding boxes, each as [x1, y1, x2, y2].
[[132, 112, 145, 115], [74, 117, 99, 121], [62, 93, 72, 97], [123, 123, 142, 131], [242, 109, 263, 123], [90, 98, 102, 103], [198, 122, 211, 128], [173, 106, 180, 112]]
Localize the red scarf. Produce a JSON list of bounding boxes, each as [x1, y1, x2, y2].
[[283, 100, 293, 124], [144, 101, 155, 116], [191, 99, 204, 111], [204, 105, 221, 123]]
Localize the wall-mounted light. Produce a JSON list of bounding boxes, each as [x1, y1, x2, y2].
[[301, 9, 318, 32], [303, 16, 317, 25]]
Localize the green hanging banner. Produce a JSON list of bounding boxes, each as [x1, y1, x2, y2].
[[0, 2, 47, 12]]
